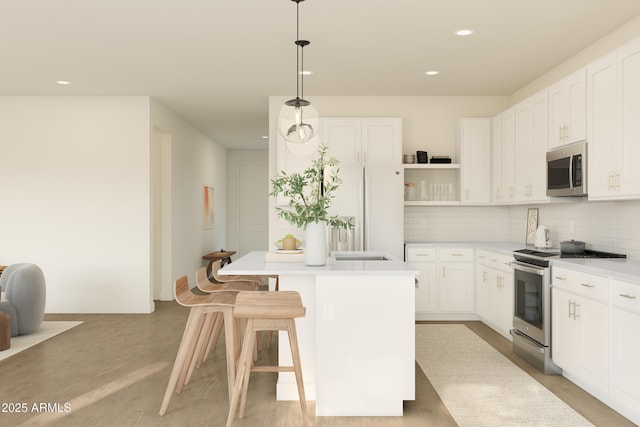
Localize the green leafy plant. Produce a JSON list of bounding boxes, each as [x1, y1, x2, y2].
[[270, 144, 354, 230]]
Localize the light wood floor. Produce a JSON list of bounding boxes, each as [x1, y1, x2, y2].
[[0, 302, 634, 426]]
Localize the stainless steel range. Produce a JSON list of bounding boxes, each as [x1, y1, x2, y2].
[[510, 247, 625, 375]]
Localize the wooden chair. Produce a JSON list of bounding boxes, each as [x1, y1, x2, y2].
[[226, 291, 308, 427], [159, 276, 239, 416], [194, 267, 259, 365]]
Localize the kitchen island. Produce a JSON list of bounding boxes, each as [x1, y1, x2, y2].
[[221, 251, 418, 416]]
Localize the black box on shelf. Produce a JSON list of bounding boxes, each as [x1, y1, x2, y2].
[[430, 156, 452, 164], [416, 151, 428, 163]]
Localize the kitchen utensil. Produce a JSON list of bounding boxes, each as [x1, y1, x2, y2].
[[560, 240, 586, 254], [534, 225, 552, 248]]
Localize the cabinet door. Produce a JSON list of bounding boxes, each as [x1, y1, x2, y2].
[[439, 262, 474, 312], [491, 115, 503, 202], [576, 295, 609, 392], [322, 118, 362, 166], [414, 262, 438, 313], [552, 288, 580, 369], [587, 52, 620, 199], [361, 119, 402, 166], [501, 108, 516, 202], [618, 38, 640, 198], [548, 68, 586, 149], [460, 118, 491, 204], [611, 307, 640, 415], [495, 269, 514, 337], [476, 263, 492, 320], [515, 91, 549, 203]]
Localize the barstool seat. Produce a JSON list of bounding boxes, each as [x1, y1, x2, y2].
[[159, 276, 239, 416], [226, 291, 308, 427]]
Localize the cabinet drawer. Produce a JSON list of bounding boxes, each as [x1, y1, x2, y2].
[[439, 247, 474, 262], [406, 246, 436, 262], [611, 279, 640, 315], [552, 266, 609, 302]]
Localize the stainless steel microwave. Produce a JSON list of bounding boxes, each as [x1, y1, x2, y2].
[[546, 141, 587, 197]]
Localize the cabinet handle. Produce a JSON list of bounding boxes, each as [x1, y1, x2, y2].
[[620, 293, 637, 300], [451, 253, 464, 256], [574, 302, 580, 319], [483, 271, 488, 282], [417, 253, 430, 257], [490, 258, 498, 262], [580, 283, 595, 288], [415, 278, 419, 289], [568, 300, 573, 318], [554, 276, 567, 281]]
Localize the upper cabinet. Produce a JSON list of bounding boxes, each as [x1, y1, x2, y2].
[[322, 118, 402, 166], [493, 107, 516, 204], [587, 37, 640, 200], [548, 68, 587, 149], [459, 118, 491, 204], [514, 89, 550, 203]]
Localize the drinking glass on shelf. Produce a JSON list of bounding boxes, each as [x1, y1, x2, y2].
[[419, 180, 428, 201], [448, 183, 454, 201]]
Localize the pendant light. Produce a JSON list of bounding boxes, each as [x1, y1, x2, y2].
[[278, 0, 319, 146]]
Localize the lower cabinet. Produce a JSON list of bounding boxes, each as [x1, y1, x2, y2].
[[551, 266, 609, 395], [406, 245, 474, 320], [476, 250, 514, 339], [610, 279, 640, 424]]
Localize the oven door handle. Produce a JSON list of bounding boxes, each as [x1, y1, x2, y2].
[[511, 261, 546, 276]]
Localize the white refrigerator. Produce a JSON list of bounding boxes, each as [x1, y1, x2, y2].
[[328, 163, 405, 260]]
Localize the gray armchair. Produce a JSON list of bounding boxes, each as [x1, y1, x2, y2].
[[0, 263, 46, 337]]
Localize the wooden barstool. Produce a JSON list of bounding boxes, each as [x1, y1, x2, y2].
[[226, 291, 308, 427], [159, 276, 239, 416], [194, 267, 259, 366]]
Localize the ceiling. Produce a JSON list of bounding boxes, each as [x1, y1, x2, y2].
[[2, 1, 640, 150]]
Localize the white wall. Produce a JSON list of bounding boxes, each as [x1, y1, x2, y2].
[[268, 95, 509, 244], [0, 96, 153, 313], [0, 96, 228, 313], [150, 100, 229, 300]]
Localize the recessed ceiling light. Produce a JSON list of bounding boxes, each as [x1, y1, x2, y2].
[[424, 71, 439, 76], [261, 135, 269, 140], [455, 29, 474, 36], [56, 80, 71, 85], [299, 70, 313, 76]]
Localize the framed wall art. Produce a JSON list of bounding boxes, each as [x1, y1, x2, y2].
[[203, 186, 215, 229], [526, 208, 539, 245]]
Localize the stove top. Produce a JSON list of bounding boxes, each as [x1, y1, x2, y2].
[[513, 248, 626, 267]]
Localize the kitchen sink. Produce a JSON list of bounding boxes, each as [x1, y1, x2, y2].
[[333, 253, 390, 261]]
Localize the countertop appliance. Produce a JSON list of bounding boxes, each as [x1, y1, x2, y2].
[[510, 247, 626, 375], [547, 141, 587, 197], [534, 225, 552, 248], [327, 164, 404, 260]]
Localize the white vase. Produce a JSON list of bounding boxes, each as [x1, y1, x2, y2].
[[304, 220, 327, 266]]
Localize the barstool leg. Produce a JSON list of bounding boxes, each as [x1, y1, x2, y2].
[[226, 319, 255, 427], [159, 307, 203, 415], [288, 320, 309, 427]]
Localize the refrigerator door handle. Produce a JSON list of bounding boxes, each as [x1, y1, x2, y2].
[[363, 167, 369, 251]]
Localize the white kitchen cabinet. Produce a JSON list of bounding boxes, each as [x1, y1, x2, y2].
[[587, 37, 640, 200], [458, 118, 491, 204], [322, 118, 402, 166], [407, 245, 475, 319], [475, 250, 514, 339], [610, 279, 640, 424], [551, 266, 609, 394], [548, 68, 587, 149], [514, 90, 550, 203], [492, 108, 516, 204], [406, 246, 438, 313], [437, 247, 475, 313]]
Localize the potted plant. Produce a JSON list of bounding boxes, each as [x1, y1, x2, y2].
[[270, 144, 353, 265]]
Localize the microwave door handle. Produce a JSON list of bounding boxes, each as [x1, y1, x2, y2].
[[570, 154, 575, 189]]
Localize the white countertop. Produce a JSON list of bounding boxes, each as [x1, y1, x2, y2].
[[221, 251, 419, 276], [405, 240, 640, 285]]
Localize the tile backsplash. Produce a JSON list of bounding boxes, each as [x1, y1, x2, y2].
[[404, 199, 640, 261]]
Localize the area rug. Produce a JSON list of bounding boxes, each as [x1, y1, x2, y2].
[[416, 324, 593, 426], [0, 321, 83, 362]]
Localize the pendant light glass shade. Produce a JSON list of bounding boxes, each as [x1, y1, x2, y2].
[[278, 97, 319, 144]]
